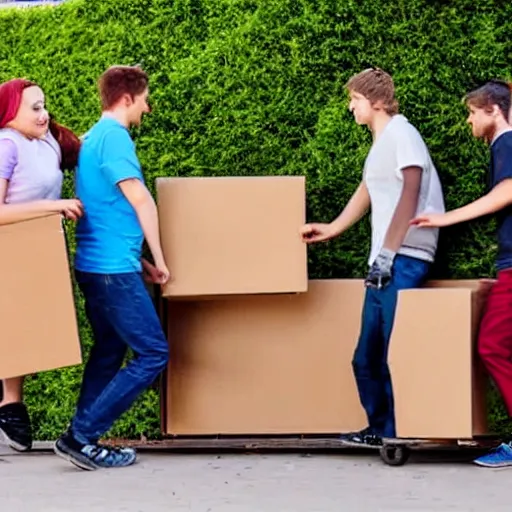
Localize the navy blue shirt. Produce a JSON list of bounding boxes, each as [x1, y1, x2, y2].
[[489, 131, 512, 270]]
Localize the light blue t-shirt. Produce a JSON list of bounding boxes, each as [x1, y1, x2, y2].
[[75, 116, 144, 274]]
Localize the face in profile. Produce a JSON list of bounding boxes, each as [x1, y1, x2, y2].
[[127, 88, 150, 127], [348, 90, 375, 126], [466, 104, 497, 140]]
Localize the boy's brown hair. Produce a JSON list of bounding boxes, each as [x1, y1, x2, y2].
[[345, 67, 399, 115], [465, 80, 512, 119], [98, 65, 149, 110]]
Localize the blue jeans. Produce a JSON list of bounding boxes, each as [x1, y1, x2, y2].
[[71, 270, 169, 445], [352, 255, 430, 438]]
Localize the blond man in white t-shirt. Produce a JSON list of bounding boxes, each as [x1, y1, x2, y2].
[[301, 68, 445, 446]]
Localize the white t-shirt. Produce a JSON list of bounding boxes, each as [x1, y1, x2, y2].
[[363, 114, 445, 266]]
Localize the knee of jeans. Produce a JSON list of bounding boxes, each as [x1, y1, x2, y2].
[[149, 341, 169, 372], [379, 362, 391, 378], [352, 353, 370, 376]]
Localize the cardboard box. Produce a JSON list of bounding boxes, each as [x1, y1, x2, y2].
[[162, 278, 489, 438], [163, 280, 367, 435], [0, 215, 82, 379], [389, 280, 488, 439], [156, 176, 307, 298]]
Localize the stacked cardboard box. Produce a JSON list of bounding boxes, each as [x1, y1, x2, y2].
[[157, 176, 488, 439], [163, 280, 367, 435], [156, 176, 308, 298], [389, 280, 488, 439]]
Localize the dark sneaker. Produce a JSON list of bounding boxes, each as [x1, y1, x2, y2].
[[0, 402, 32, 452], [339, 427, 383, 447], [54, 432, 137, 471]]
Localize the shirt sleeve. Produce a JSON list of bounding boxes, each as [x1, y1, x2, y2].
[[491, 136, 512, 186], [394, 125, 428, 177], [100, 127, 143, 186], [0, 139, 18, 180]]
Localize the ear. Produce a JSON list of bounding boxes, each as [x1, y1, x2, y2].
[[123, 93, 134, 107], [492, 104, 502, 118], [371, 99, 385, 111]]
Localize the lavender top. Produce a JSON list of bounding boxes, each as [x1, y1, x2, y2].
[[0, 128, 63, 204]]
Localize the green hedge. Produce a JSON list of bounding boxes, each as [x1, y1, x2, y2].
[[0, 0, 510, 440]]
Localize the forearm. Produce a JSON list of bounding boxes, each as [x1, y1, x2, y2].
[[133, 195, 165, 264], [330, 182, 370, 236], [444, 183, 512, 226], [383, 194, 419, 252], [0, 200, 59, 226], [383, 168, 422, 252]]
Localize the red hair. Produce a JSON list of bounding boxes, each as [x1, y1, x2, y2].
[[0, 78, 35, 128], [0, 78, 81, 170], [48, 118, 81, 171]]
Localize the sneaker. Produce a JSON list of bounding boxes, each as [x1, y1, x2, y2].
[[339, 426, 383, 447], [474, 443, 512, 468], [0, 402, 32, 452], [54, 431, 137, 471]]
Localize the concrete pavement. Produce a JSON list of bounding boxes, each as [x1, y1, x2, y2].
[[0, 443, 509, 511]]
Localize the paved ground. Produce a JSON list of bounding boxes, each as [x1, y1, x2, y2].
[[0, 443, 510, 511]]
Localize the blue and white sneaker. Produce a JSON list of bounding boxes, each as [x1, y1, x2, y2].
[[474, 443, 512, 468], [54, 431, 137, 471]]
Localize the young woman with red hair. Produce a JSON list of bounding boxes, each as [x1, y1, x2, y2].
[[0, 78, 83, 452]]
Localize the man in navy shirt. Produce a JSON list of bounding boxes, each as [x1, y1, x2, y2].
[[412, 79, 512, 468], [54, 65, 170, 470]]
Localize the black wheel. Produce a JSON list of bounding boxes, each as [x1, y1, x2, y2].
[[379, 445, 410, 466]]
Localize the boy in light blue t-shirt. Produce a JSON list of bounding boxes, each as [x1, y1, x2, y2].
[[54, 65, 170, 471]]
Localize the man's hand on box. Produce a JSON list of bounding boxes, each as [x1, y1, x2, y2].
[[142, 258, 171, 285], [300, 223, 336, 243], [364, 249, 395, 290]]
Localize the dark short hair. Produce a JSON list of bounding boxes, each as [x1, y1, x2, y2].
[[465, 80, 511, 118], [98, 65, 149, 110]]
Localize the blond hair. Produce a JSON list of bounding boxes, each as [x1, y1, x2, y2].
[[345, 67, 399, 115]]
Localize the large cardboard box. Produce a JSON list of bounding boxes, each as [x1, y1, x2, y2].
[[389, 280, 488, 439], [156, 176, 307, 298], [0, 215, 82, 379], [162, 278, 490, 439], [163, 280, 367, 435]]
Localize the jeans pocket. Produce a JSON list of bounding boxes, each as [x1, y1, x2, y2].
[[393, 256, 430, 290]]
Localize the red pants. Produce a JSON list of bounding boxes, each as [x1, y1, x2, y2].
[[478, 269, 512, 415]]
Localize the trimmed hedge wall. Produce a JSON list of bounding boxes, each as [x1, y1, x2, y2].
[[0, 0, 510, 440]]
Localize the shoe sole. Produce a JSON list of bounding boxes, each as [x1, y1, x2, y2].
[[338, 438, 382, 449], [0, 427, 31, 452], [473, 460, 512, 468], [53, 441, 98, 471]]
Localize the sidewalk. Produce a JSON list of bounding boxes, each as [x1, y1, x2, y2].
[[0, 442, 510, 511]]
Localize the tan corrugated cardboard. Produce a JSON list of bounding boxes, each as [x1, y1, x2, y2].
[[389, 280, 488, 439], [156, 176, 307, 298], [0, 215, 82, 379], [163, 279, 366, 435]]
